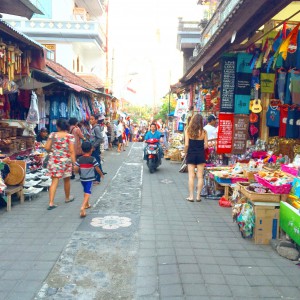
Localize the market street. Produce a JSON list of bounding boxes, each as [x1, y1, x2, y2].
[[0, 143, 298, 300]]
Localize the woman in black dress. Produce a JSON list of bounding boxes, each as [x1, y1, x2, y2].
[[184, 114, 208, 202]]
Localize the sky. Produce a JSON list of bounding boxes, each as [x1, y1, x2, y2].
[[108, 0, 204, 106]]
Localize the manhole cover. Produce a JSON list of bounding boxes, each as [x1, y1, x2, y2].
[[160, 179, 173, 184], [90, 216, 132, 230]]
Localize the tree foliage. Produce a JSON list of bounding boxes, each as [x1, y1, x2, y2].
[[154, 94, 177, 121], [125, 104, 153, 123]]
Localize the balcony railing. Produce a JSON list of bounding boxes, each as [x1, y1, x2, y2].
[[6, 19, 106, 48], [201, 0, 242, 47]]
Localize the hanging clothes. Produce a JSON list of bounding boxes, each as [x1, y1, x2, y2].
[[286, 106, 298, 138], [279, 105, 289, 137], [38, 94, 46, 130], [290, 70, 300, 105]]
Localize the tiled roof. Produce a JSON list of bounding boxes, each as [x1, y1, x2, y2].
[[77, 73, 104, 89], [45, 59, 98, 91]]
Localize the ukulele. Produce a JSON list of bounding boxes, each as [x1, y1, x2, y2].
[[251, 83, 262, 113]]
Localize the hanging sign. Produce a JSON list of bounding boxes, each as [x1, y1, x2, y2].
[[220, 55, 237, 112], [232, 115, 249, 154], [217, 113, 234, 154]]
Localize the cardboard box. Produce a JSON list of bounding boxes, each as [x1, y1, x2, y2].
[[251, 201, 280, 245]]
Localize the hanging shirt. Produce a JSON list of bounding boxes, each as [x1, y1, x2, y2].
[[279, 105, 289, 137], [290, 70, 300, 105], [266, 105, 280, 127], [296, 108, 300, 138], [277, 71, 286, 102], [286, 107, 298, 138]]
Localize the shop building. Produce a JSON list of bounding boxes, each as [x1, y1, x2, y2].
[[3, 0, 107, 84], [171, 0, 300, 249]]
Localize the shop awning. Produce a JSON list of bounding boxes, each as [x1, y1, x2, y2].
[[17, 77, 53, 90], [0, 0, 43, 19], [63, 82, 90, 93]]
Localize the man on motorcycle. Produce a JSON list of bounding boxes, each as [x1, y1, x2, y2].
[[144, 123, 163, 160]]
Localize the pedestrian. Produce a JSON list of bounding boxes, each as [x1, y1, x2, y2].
[[69, 117, 85, 179], [184, 114, 208, 202], [106, 121, 113, 150], [45, 118, 76, 210], [74, 141, 104, 218], [116, 119, 123, 152], [203, 114, 218, 141], [80, 120, 91, 141], [36, 127, 48, 144], [125, 123, 130, 146], [90, 115, 105, 185]]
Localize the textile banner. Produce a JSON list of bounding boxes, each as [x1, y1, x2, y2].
[[234, 53, 252, 115], [261, 73, 275, 93], [217, 113, 234, 154], [220, 55, 237, 112], [232, 115, 250, 154]]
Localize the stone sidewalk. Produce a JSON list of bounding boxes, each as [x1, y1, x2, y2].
[[137, 156, 300, 299], [0, 142, 299, 300], [0, 148, 125, 300]]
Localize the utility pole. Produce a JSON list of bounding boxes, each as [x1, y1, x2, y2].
[[105, 0, 109, 94]]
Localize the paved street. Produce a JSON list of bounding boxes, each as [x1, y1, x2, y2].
[[0, 143, 299, 300]]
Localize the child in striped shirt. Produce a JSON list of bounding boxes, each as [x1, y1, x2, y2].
[[74, 142, 104, 218]]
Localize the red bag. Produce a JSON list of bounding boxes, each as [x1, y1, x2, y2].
[[205, 148, 210, 161], [218, 196, 232, 207]]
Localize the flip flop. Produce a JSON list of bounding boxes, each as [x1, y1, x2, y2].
[[85, 204, 91, 209], [196, 198, 202, 202], [65, 196, 75, 203], [80, 209, 86, 218], [47, 205, 57, 210], [186, 197, 194, 202]]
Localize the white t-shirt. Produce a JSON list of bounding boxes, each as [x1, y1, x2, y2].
[[204, 124, 218, 140], [117, 123, 123, 137]]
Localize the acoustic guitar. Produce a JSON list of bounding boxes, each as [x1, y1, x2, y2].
[[251, 83, 262, 113]]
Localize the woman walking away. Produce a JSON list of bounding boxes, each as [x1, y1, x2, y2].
[[45, 118, 76, 210], [184, 114, 208, 202], [69, 117, 85, 179]]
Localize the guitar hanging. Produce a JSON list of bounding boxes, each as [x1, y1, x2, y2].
[[251, 83, 262, 113]]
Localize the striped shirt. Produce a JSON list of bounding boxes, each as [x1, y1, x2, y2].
[[75, 155, 99, 182]]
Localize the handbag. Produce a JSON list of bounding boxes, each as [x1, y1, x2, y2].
[[179, 156, 188, 173]]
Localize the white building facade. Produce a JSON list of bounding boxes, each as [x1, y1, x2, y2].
[[4, 0, 107, 83]]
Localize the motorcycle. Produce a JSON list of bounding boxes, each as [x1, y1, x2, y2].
[[144, 138, 161, 173]]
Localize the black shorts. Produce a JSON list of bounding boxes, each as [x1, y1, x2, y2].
[[107, 136, 111, 143], [118, 136, 123, 143]]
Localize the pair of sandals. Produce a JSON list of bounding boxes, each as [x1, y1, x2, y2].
[[47, 196, 75, 210], [186, 197, 201, 202]]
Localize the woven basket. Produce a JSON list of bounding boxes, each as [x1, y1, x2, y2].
[[4, 162, 25, 185]]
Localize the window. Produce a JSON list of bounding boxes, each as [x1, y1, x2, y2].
[[32, 0, 53, 19], [42, 44, 56, 61]]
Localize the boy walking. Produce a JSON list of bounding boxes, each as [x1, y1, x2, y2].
[[74, 142, 104, 218]]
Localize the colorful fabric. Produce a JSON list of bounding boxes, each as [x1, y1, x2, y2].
[[279, 105, 289, 137], [47, 133, 75, 178], [279, 24, 300, 60]]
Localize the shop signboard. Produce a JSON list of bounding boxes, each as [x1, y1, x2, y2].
[[217, 113, 234, 154], [232, 115, 249, 154], [220, 55, 236, 112], [280, 201, 300, 246]]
